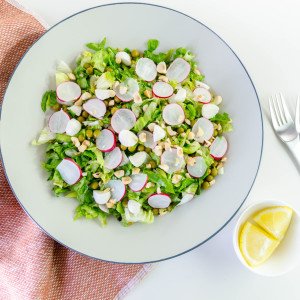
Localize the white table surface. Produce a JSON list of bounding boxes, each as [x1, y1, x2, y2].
[[15, 0, 300, 298]]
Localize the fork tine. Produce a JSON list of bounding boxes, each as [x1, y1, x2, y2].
[[275, 94, 286, 124], [280, 93, 293, 124], [269, 96, 279, 128], [296, 94, 300, 133], [271, 95, 282, 126]]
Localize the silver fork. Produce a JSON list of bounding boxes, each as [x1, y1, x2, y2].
[[269, 93, 300, 168]]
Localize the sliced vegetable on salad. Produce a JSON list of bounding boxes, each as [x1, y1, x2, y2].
[[33, 38, 233, 227]]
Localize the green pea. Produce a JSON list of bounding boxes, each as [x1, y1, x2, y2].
[[213, 130, 218, 137], [111, 107, 118, 115], [120, 145, 127, 151], [83, 62, 91, 69], [206, 168, 211, 175], [211, 168, 218, 177], [82, 111, 89, 118], [78, 134, 85, 142], [213, 161, 218, 167], [62, 105, 68, 111], [153, 208, 159, 215], [202, 182, 210, 189], [52, 103, 61, 111], [145, 147, 152, 153], [89, 181, 99, 189], [177, 127, 184, 134], [137, 145, 145, 152], [77, 116, 86, 123], [128, 146, 136, 152], [86, 67, 94, 75], [149, 160, 157, 168], [131, 49, 139, 58], [206, 175, 214, 182], [191, 119, 197, 127], [217, 128, 223, 134], [93, 130, 101, 138], [86, 129, 93, 138], [114, 97, 120, 103]]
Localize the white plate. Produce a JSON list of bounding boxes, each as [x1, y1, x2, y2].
[[0, 3, 263, 263]]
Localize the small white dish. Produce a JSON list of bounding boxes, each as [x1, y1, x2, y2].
[[233, 200, 300, 276]]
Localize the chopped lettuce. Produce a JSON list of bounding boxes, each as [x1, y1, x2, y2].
[[133, 101, 157, 132], [41, 91, 57, 112], [32, 127, 56, 145], [96, 71, 114, 89], [56, 73, 69, 86], [124, 208, 154, 224]]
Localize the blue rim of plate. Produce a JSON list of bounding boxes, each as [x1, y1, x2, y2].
[[0, 2, 263, 265]]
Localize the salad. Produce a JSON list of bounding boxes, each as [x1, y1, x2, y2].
[[33, 38, 233, 227]]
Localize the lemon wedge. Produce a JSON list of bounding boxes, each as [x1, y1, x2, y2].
[[239, 222, 279, 267], [253, 206, 293, 240]]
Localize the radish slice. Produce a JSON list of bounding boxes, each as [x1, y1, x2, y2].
[[129, 151, 151, 167], [186, 156, 207, 178], [152, 82, 174, 98], [139, 131, 156, 149], [82, 98, 106, 119], [111, 108, 136, 133], [56, 158, 82, 185], [127, 200, 142, 215], [135, 58, 157, 82], [192, 118, 214, 143], [56, 81, 81, 102], [68, 105, 82, 116], [148, 193, 171, 209], [93, 190, 111, 205], [160, 148, 185, 174], [202, 103, 219, 119], [66, 118, 81, 136], [120, 151, 129, 166], [105, 179, 126, 202], [96, 129, 116, 152], [98, 204, 109, 214], [129, 173, 148, 192], [116, 52, 131, 66], [178, 193, 194, 206], [169, 88, 186, 103], [153, 125, 166, 142], [95, 89, 114, 100], [162, 103, 185, 126], [114, 78, 139, 102], [195, 80, 210, 90], [193, 87, 212, 104], [209, 136, 228, 159], [118, 130, 138, 147], [166, 57, 191, 83], [48, 110, 70, 133], [104, 147, 122, 169]]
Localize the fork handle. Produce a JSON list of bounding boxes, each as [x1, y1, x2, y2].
[[285, 137, 300, 169]]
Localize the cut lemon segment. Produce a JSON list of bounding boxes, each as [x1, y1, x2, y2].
[[239, 222, 279, 267], [253, 206, 293, 240]]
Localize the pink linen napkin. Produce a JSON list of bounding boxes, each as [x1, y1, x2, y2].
[[0, 1, 153, 299]]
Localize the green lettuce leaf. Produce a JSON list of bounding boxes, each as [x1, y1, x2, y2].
[[56, 73, 69, 86], [86, 37, 106, 51], [41, 91, 57, 112], [32, 127, 56, 145]]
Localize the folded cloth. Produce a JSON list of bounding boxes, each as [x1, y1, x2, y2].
[[0, 1, 153, 299]]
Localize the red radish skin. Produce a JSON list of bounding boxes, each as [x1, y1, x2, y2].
[[129, 174, 148, 192], [111, 108, 137, 133], [148, 193, 171, 209], [104, 147, 123, 169], [56, 158, 82, 185], [152, 82, 174, 98], [209, 136, 228, 159], [162, 103, 185, 126], [186, 156, 207, 178], [56, 81, 81, 102], [96, 129, 116, 152], [166, 57, 191, 83], [135, 58, 157, 82], [193, 87, 212, 104], [48, 110, 70, 133], [82, 98, 106, 120], [98, 204, 109, 214]]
